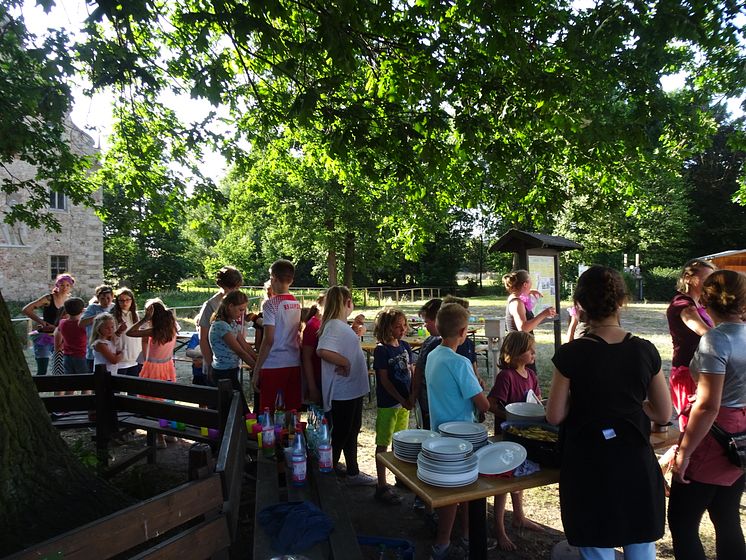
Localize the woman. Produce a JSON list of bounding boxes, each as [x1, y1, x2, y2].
[[668, 270, 746, 560], [666, 258, 715, 430], [23, 273, 75, 375], [503, 269, 556, 333], [112, 288, 143, 376], [547, 265, 671, 560]]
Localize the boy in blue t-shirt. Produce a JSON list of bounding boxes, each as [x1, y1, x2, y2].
[[372, 308, 413, 505], [425, 303, 490, 560]]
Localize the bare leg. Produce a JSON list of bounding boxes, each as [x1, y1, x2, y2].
[[435, 504, 459, 546], [494, 494, 517, 551], [375, 444, 388, 488], [511, 491, 543, 531]]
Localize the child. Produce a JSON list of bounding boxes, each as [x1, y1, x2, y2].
[[127, 299, 178, 383], [316, 286, 375, 485], [487, 331, 543, 550], [55, 297, 88, 374], [79, 285, 115, 372], [112, 288, 142, 376], [195, 266, 243, 383], [90, 312, 122, 374], [373, 308, 413, 505], [351, 313, 367, 337], [301, 303, 323, 405], [503, 270, 556, 334], [252, 260, 302, 412], [425, 303, 490, 559], [209, 290, 256, 410]]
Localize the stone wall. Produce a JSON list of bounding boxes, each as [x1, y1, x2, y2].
[[0, 119, 103, 303]]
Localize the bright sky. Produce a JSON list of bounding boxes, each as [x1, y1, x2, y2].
[[19, 0, 745, 182]]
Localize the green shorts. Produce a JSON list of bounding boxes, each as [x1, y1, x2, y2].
[[375, 406, 410, 447]]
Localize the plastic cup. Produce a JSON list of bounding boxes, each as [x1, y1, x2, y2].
[[176, 422, 186, 431], [208, 428, 219, 439], [170, 420, 178, 429], [159, 419, 169, 428], [200, 426, 209, 437]]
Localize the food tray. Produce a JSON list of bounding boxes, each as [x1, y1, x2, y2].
[[500, 420, 561, 468]]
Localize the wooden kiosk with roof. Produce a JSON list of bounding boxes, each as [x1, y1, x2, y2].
[[489, 229, 583, 351], [700, 249, 746, 273]]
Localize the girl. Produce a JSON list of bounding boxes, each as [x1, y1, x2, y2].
[[547, 266, 671, 560], [90, 312, 122, 374], [668, 270, 746, 560], [301, 303, 323, 405], [503, 270, 556, 334], [23, 273, 75, 375], [112, 288, 143, 377], [372, 308, 413, 505], [127, 298, 178, 384], [316, 286, 374, 485], [666, 258, 715, 430], [209, 290, 256, 410], [487, 331, 542, 550]]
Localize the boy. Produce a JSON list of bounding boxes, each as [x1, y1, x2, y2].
[[411, 298, 485, 430], [425, 303, 490, 560], [56, 297, 88, 375], [195, 266, 243, 384], [252, 260, 302, 411], [78, 285, 114, 372]]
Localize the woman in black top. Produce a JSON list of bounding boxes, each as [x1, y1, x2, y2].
[[547, 265, 671, 560]]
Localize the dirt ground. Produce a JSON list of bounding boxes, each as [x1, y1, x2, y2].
[[31, 299, 746, 559]]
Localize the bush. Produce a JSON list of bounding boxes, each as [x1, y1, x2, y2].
[[643, 267, 679, 302]]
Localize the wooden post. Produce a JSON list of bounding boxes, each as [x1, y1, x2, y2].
[[188, 443, 214, 481], [410, 288, 415, 302], [217, 379, 233, 433], [94, 367, 113, 469], [363, 288, 367, 307], [378, 287, 382, 307]]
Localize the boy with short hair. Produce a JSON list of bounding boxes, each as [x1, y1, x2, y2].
[[79, 285, 114, 372], [56, 297, 88, 374], [425, 303, 490, 560], [252, 259, 302, 411]]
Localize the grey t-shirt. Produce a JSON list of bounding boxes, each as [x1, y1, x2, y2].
[[690, 322, 746, 408], [196, 292, 223, 329]]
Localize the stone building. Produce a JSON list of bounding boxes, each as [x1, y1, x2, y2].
[[0, 119, 103, 302]]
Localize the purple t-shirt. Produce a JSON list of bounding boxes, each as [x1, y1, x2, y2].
[[666, 292, 713, 367], [488, 367, 541, 407]]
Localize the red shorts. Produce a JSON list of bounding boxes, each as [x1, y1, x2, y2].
[[258, 366, 302, 413]]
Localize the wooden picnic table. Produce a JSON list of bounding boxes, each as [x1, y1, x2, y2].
[[378, 425, 682, 560]]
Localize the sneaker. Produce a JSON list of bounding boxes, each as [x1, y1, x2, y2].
[[429, 543, 466, 560], [345, 472, 377, 486], [413, 495, 426, 511]]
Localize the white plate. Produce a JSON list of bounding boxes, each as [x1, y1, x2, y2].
[[394, 451, 419, 463], [393, 429, 440, 445], [417, 471, 479, 487], [417, 456, 478, 474], [421, 437, 473, 455], [476, 442, 527, 475], [438, 422, 487, 437]]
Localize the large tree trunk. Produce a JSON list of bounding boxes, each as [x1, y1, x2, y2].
[[326, 249, 338, 286], [343, 232, 355, 288], [0, 291, 128, 555]]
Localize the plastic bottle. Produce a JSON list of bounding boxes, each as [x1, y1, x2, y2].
[[317, 417, 333, 473], [291, 424, 307, 486], [274, 390, 285, 428], [261, 407, 275, 457], [287, 409, 298, 446]]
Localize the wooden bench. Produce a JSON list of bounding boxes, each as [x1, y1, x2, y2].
[[253, 448, 362, 560], [6, 475, 230, 560]]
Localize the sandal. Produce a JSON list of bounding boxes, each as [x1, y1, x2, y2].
[[374, 485, 402, 505]]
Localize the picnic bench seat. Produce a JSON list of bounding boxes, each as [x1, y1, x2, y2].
[[253, 449, 362, 560], [6, 475, 230, 560]]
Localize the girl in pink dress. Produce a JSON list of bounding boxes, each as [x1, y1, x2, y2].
[[126, 299, 177, 383]]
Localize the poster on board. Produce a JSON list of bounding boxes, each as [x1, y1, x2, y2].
[[528, 255, 556, 297]]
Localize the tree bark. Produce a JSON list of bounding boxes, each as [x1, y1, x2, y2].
[[343, 232, 355, 288], [326, 249, 338, 286], [0, 290, 128, 555]]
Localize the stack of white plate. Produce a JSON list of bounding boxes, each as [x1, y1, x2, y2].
[[392, 429, 440, 463], [417, 437, 479, 487], [438, 421, 489, 450]]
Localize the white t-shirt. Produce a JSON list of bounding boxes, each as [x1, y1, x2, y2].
[[115, 312, 141, 368], [317, 318, 370, 412], [93, 339, 118, 374], [262, 294, 301, 369]]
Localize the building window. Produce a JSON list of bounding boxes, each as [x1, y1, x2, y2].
[[49, 190, 67, 211], [50, 255, 69, 280]]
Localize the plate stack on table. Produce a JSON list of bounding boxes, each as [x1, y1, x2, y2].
[[438, 421, 489, 451], [392, 429, 440, 463], [417, 437, 479, 487]]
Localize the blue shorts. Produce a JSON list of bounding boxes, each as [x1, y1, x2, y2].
[[63, 355, 88, 374]]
